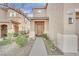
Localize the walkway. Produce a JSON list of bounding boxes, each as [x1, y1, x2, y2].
[[29, 37, 47, 56]]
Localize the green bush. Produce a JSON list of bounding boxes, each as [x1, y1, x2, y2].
[[42, 33, 49, 40], [16, 34, 28, 47], [47, 40, 56, 49], [19, 31, 26, 35], [0, 32, 14, 46], [13, 32, 18, 37], [7, 32, 14, 39], [0, 38, 11, 46]]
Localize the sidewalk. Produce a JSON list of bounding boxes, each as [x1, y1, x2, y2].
[[29, 37, 47, 56]]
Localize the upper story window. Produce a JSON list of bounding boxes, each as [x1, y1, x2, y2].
[[9, 12, 16, 17], [38, 10, 42, 13]]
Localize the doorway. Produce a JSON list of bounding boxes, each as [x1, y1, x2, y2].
[[1, 24, 7, 37], [35, 21, 44, 36], [13, 23, 19, 33]]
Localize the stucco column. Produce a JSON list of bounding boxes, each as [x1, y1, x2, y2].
[[0, 25, 1, 37], [44, 20, 49, 33], [7, 23, 14, 33]]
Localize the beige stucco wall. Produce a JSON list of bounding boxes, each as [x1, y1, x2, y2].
[[47, 3, 64, 44], [0, 8, 9, 37], [33, 8, 47, 17], [8, 9, 30, 33], [44, 20, 49, 33], [0, 8, 30, 37], [63, 3, 79, 34], [47, 3, 79, 53], [63, 4, 79, 52], [0, 8, 8, 22], [47, 3, 79, 43]]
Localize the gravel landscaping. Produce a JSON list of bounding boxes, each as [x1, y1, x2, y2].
[[43, 38, 64, 56], [0, 38, 35, 56]]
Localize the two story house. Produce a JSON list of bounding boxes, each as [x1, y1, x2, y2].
[[0, 7, 30, 37], [30, 4, 49, 36]]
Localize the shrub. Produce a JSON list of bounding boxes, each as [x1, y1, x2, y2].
[[42, 33, 49, 40], [47, 40, 56, 49], [0, 38, 11, 46], [13, 32, 18, 37], [16, 34, 28, 47], [7, 32, 14, 39], [19, 31, 26, 35]]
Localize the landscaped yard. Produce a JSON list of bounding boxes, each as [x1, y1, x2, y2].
[[42, 33, 63, 55], [0, 38, 35, 56], [0, 39, 11, 46], [43, 38, 64, 55], [0, 31, 35, 56]]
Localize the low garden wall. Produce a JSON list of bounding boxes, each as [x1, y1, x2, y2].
[[57, 33, 78, 53]]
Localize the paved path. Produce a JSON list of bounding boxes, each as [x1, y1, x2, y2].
[[29, 37, 47, 56]]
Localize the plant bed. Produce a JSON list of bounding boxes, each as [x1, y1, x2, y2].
[[43, 38, 57, 55], [43, 38, 64, 55], [0, 38, 12, 46], [16, 34, 28, 47], [0, 37, 36, 56], [42, 33, 49, 40]]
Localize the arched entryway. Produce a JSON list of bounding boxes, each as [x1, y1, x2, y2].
[[1, 24, 7, 37], [11, 20, 20, 34], [13, 23, 19, 33]]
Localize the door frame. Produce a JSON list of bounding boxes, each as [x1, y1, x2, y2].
[[35, 21, 44, 36]]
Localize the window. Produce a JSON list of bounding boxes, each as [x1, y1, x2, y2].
[[68, 17, 74, 24], [10, 12, 16, 17], [38, 10, 42, 13]]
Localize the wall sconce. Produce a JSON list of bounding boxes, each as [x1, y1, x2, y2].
[[68, 17, 74, 24]]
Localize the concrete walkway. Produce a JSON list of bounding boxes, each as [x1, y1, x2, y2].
[[29, 37, 47, 56]]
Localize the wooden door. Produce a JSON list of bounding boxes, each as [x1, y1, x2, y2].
[[35, 21, 44, 36]]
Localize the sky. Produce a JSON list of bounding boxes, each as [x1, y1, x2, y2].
[[14, 3, 46, 13], [0, 3, 46, 16]]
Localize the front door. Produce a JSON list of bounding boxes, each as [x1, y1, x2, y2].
[[35, 21, 44, 36]]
